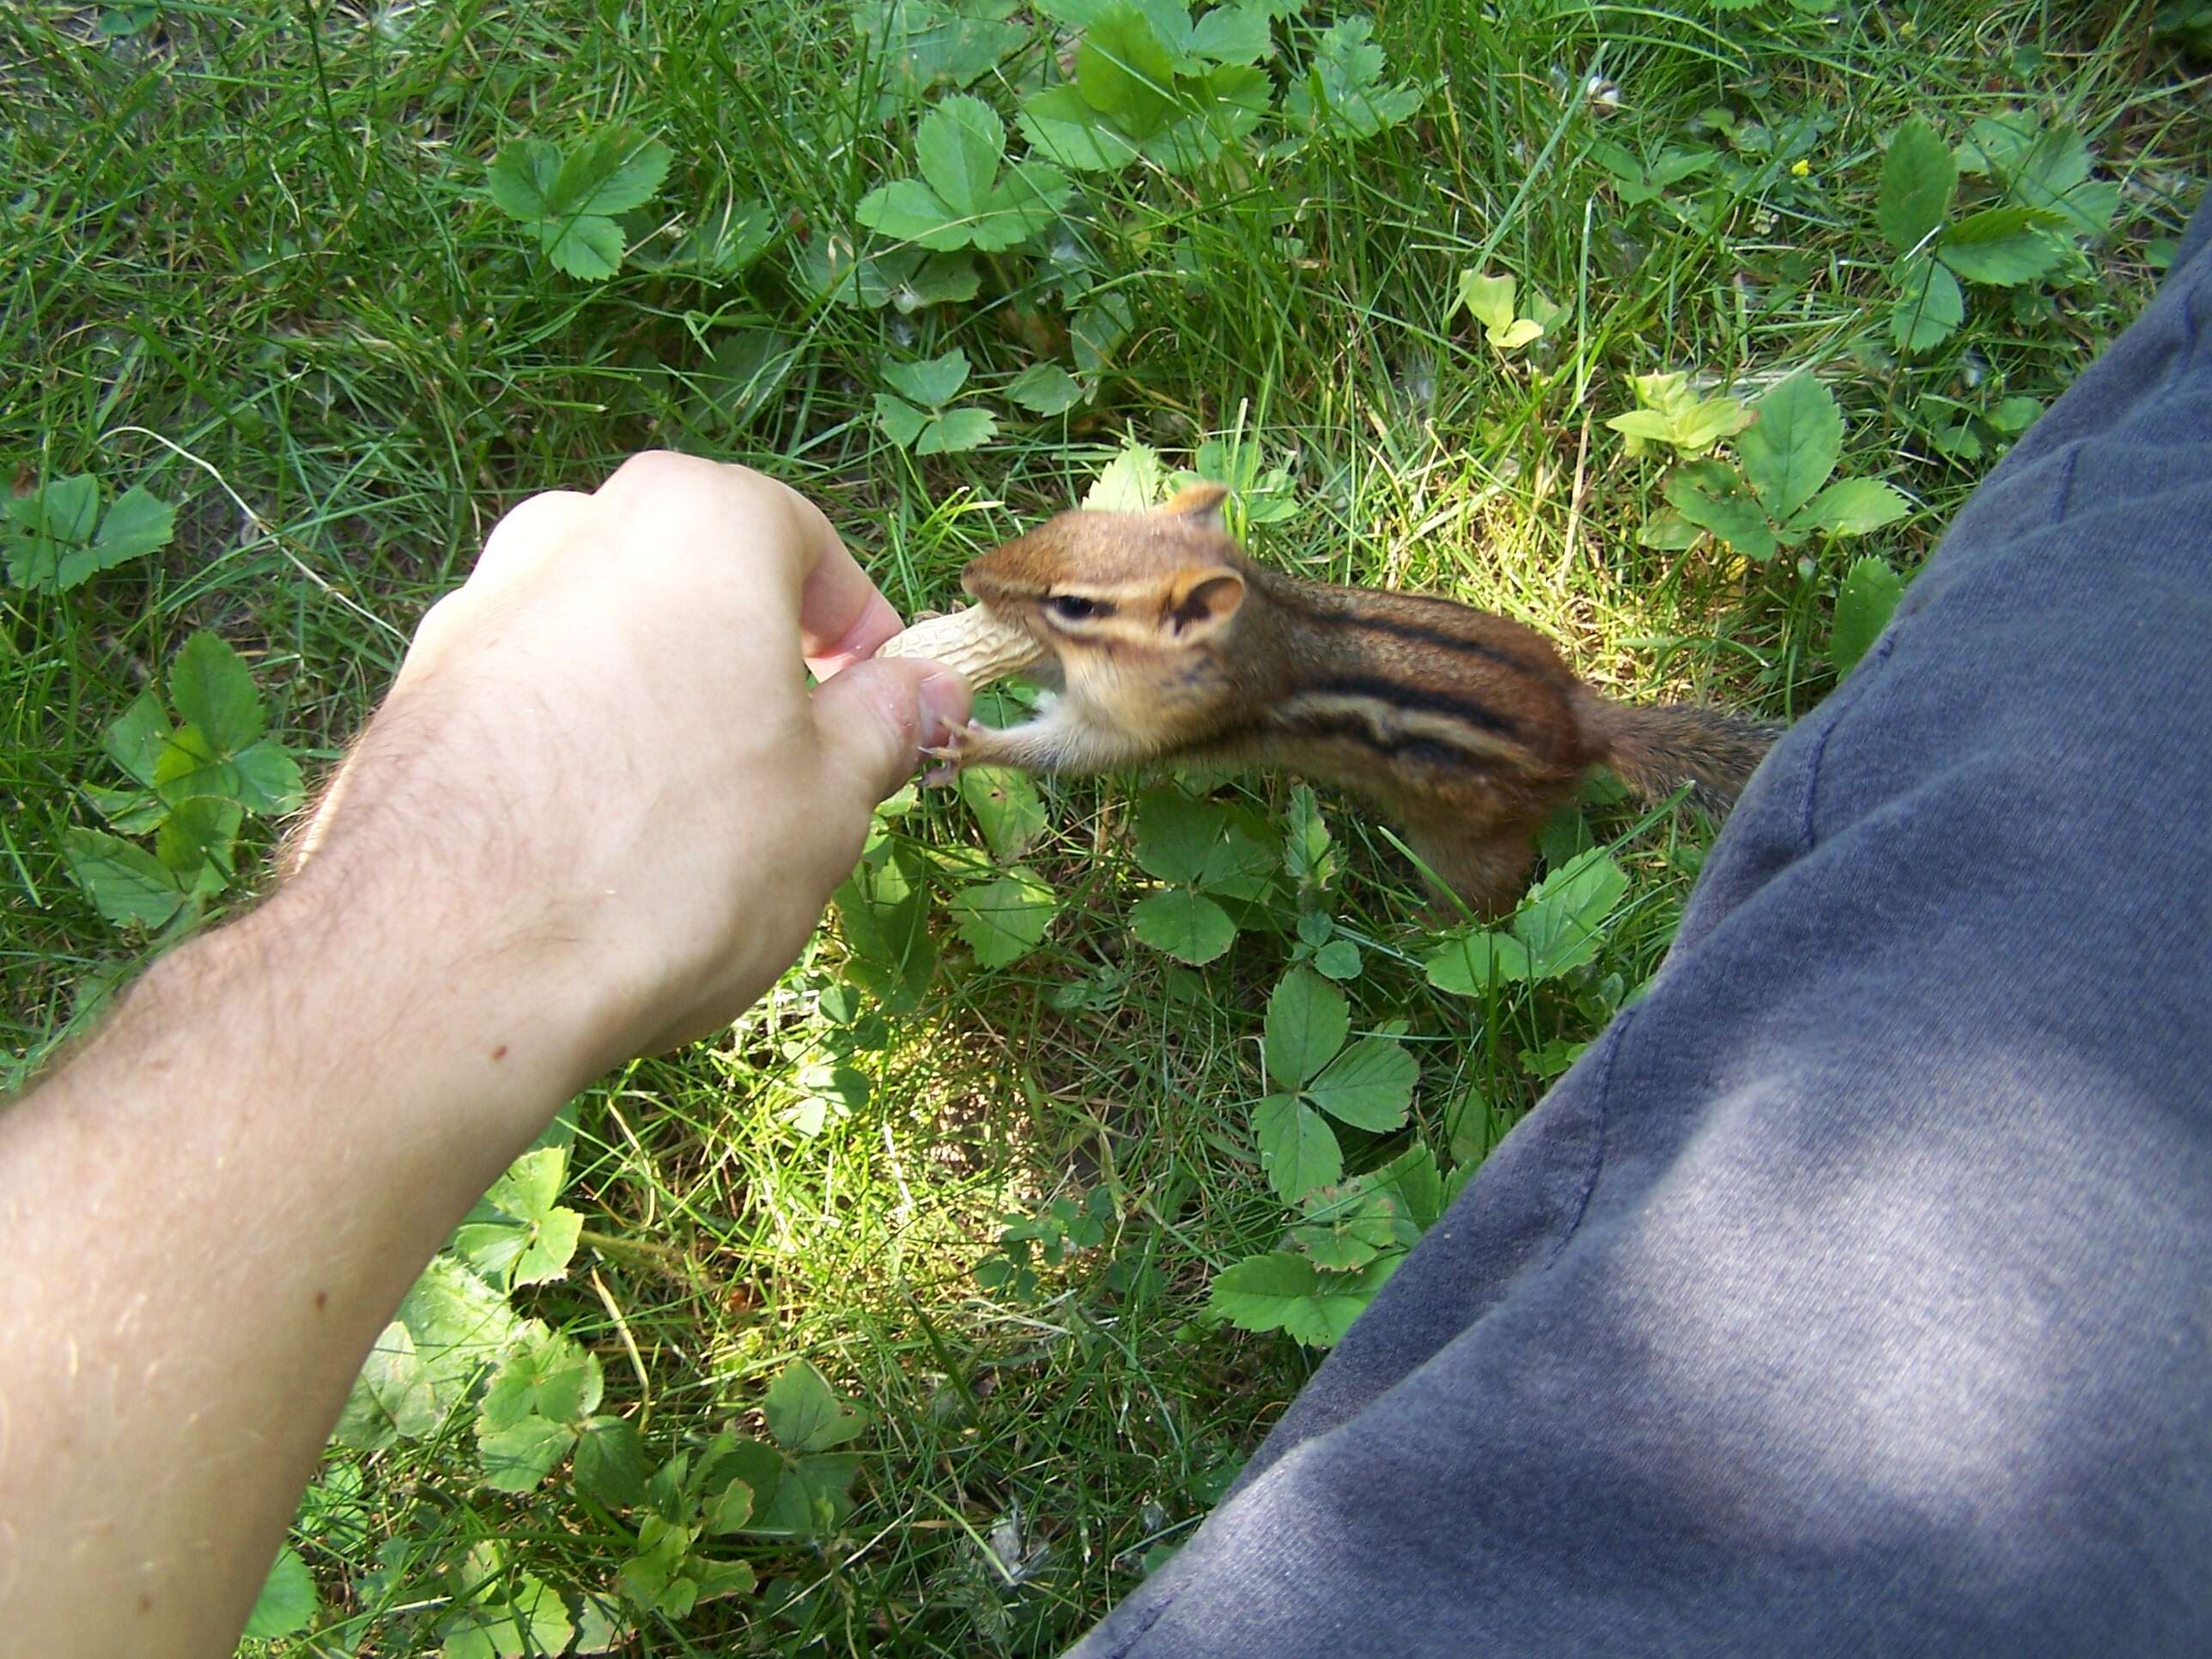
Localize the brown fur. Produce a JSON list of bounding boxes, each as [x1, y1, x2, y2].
[[949, 486, 1778, 915]]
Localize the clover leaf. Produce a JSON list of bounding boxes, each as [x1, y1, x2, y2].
[[857, 94, 1070, 252]]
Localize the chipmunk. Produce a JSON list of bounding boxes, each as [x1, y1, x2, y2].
[[932, 483, 1778, 915]]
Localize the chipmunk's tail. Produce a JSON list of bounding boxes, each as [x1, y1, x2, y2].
[[1574, 692, 1782, 816]]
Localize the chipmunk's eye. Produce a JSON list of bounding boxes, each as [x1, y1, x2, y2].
[[1045, 593, 1111, 623]]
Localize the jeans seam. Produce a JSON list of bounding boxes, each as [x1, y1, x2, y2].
[[1097, 1584, 1175, 1657], [2049, 443, 2080, 526], [1797, 629, 1900, 855], [1541, 1006, 1634, 1268]]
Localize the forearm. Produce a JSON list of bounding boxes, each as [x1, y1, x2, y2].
[[0, 453, 957, 1657], [0, 882, 592, 1657]]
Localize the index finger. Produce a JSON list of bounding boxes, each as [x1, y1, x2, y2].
[[591, 453, 902, 671]]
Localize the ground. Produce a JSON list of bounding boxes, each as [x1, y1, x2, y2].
[[3, 1, 2203, 1654]]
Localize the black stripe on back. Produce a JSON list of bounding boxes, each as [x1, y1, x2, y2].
[[1268, 712, 1494, 773], [1294, 675, 1524, 741], [1271, 585, 1545, 676]]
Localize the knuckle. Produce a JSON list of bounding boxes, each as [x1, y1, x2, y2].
[[602, 449, 727, 499]]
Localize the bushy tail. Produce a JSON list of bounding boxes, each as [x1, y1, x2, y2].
[[1575, 691, 1781, 816]]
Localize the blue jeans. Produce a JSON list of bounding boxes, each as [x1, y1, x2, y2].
[[1072, 207, 2212, 1656]]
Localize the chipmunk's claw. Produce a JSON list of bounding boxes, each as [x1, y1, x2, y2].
[[920, 720, 985, 787]]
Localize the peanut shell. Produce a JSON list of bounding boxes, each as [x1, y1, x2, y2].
[[874, 605, 1045, 689]]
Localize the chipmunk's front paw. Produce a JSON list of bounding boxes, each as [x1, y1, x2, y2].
[[921, 720, 988, 787]]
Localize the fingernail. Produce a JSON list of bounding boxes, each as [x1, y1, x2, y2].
[[918, 672, 970, 751]]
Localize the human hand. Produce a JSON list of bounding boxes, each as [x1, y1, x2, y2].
[[285, 451, 969, 1084]]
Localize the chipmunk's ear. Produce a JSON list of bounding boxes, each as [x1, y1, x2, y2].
[[1162, 481, 1230, 530], [1162, 566, 1245, 641]]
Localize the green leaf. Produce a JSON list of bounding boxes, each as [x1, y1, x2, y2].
[[1006, 362, 1085, 415], [242, 1546, 317, 1639], [551, 216, 628, 280], [1423, 929, 1532, 994], [1290, 1186, 1400, 1269], [1455, 270, 1515, 334], [1130, 887, 1236, 963], [855, 177, 971, 249], [1374, 1140, 1444, 1231], [1076, 3, 1181, 135], [1254, 1093, 1344, 1203], [1304, 1037, 1416, 1131], [662, 195, 778, 277], [1794, 477, 1911, 538], [1891, 256, 1964, 355], [1313, 938, 1362, 980], [1936, 206, 2065, 285], [486, 137, 564, 222], [951, 868, 1057, 966], [60, 827, 185, 929], [875, 393, 930, 448], [763, 1361, 869, 1452], [556, 131, 673, 217], [477, 1415, 577, 1492], [1018, 84, 1145, 173], [229, 739, 305, 814], [2002, 123, 2116, 239], [957, 764, 1047, 859], [1738, 374, 1842, 524], [1876, 118, 1955, 254], [487, 1146, 566, 1224], [479, 1333, 601, 1435], [1605, 409, 1680, 447], [1663, 461, 1778, 560], [84, 784, 165, 835], [1140, 63, 1267, 173], [1830, 556, 1905, 674], [1672, 395, 1755, 455], [833, 845, 937, 1011], [1263, 966, 1349, 1090], [1133, 787, 1222, 883], [886, 251, 981, 313], [1206, 1249, 1401, 1346], [1188, 1, 1270, 63], [1284, 16, 1423, 138], [693, 1468, 754, 1536], [617, 1516, 698, 1613], [487, 131, 670, 281], [5, 473, 99, 590], [1512, 851, 1627, 980], [863, 0, 1028, 94], [884, 348, 971, 407], [1284, 783, 1334, 885], [917, 406, 998, 454], [155, 794, 240, 879], [972, 156, 1073, 249], [102, 690, 171, 786], [459, 1150, 584, 1286], [1072, 291, 1134, 376], [859, 106, 1068, 252], [574, 1415, 651, 1510], [333, 1322, 438, 1449], [915, 94, 1006, 216], [1084, 439, 1165, 510], [1988, 395, 2043, 435], [91, 484, 176, 568], [168, 631, 264, 754], [10, 472, 100, 541], [1197, 811, 1278, 899]]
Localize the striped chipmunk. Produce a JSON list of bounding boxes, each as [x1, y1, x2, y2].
[[918, 482, 1779, 916]]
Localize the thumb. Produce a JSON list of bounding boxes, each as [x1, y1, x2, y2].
[[809, 657, 971, 811]]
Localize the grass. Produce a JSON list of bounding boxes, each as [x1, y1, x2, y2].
[[3, 0, 2203, 1653]]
